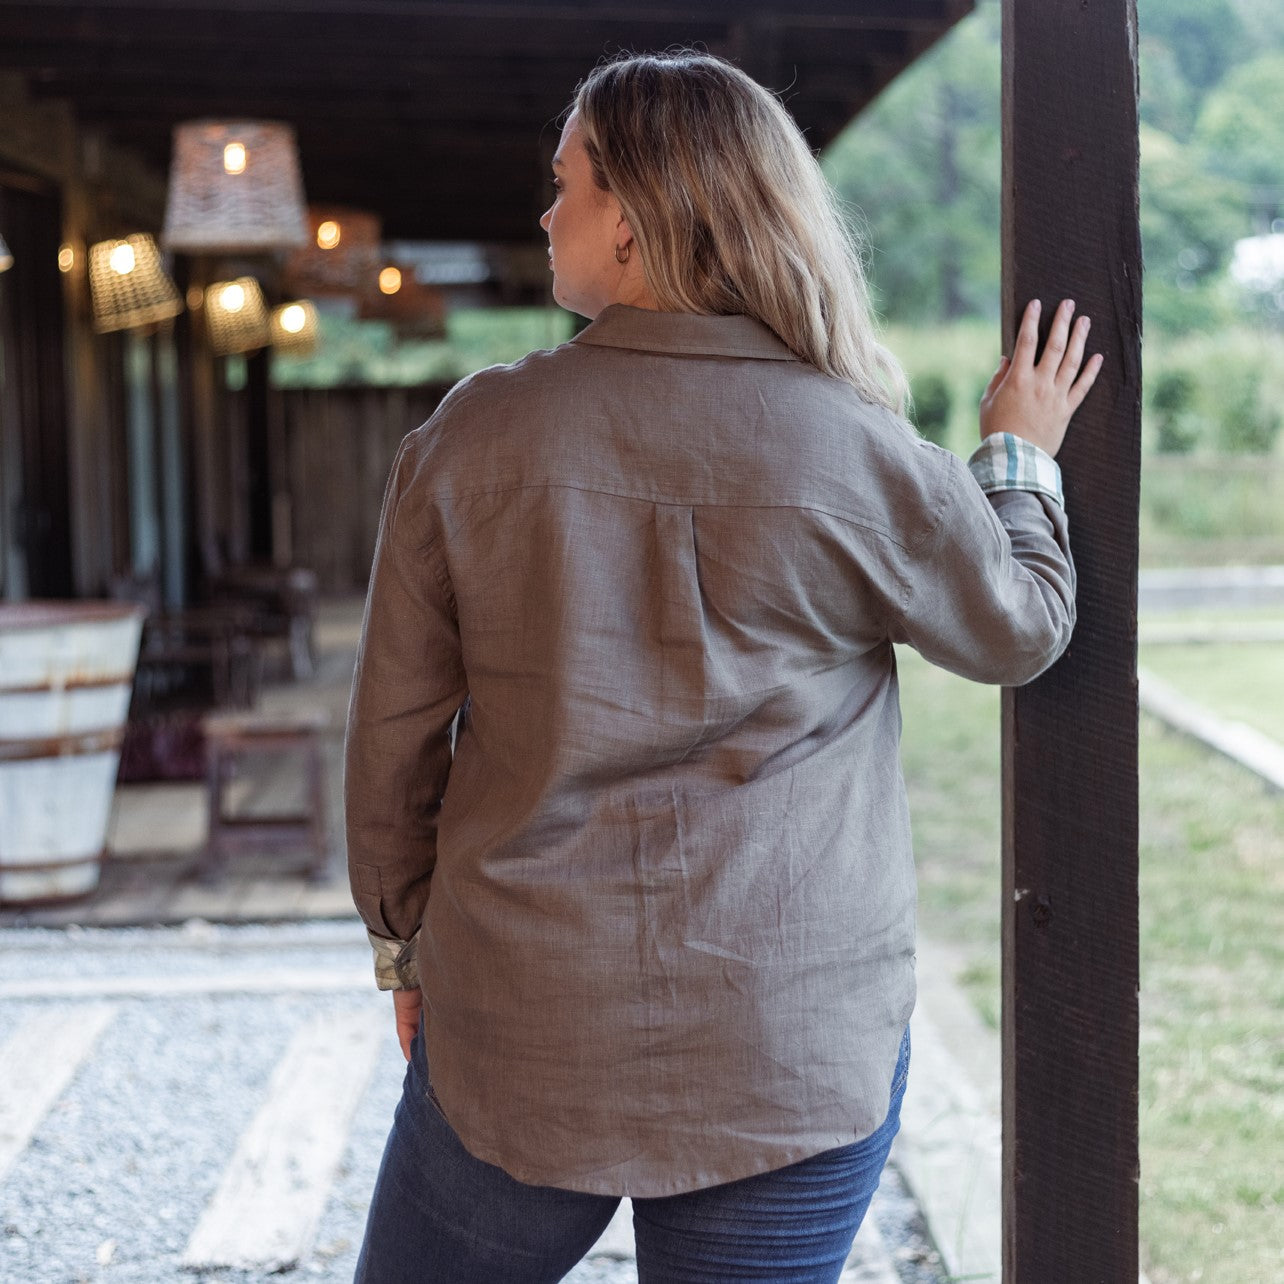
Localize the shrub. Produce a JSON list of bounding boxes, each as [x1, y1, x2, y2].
[[1150, 369, 1204, 454], [1212, 363, 1283, 454], [910, 372, 953, 446]]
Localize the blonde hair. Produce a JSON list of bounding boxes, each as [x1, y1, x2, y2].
[[572, 50, 908, 414]]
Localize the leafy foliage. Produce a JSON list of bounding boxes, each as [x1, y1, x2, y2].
[[1207, 358, 1283, 454], [909, 373, 952, 446], [1151, 370, 1204, 454], [1193, 52, 1284, 192], [1139, 125, 1246, 334], [821, 2, 1001, 323], [821, 0, 1282, 336]]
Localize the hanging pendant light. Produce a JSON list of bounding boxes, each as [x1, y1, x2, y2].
[[162, 120, 308, 254], [359, 262, 446, 339], [205, 277, 271, 354], [270, 300, 320, 356], [282, 206, 381, 297], [88, 234, 184, 332], [0, 233, 13, 273]]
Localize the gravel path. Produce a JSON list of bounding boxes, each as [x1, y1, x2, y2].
[[0, 922, 945, 1283]]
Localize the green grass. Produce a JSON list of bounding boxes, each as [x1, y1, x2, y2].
[[1141, 461, 1284, 568], [1142, 640, 1284, 744], [895, 646, 1284, 1284]]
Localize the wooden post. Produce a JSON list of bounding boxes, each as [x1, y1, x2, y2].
[[1000, 3, 1142, 1281]]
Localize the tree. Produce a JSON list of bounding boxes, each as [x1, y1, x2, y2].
[[1138, 34, 1199, 140], [818, 0, 1280, 333], [1193, 52, 1284, 218], [822, 2, 1001, 323], [1140, 125, 1246, 332], [1137, 0, 1246, 92]]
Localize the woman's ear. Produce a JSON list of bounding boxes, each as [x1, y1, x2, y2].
[[615, 211, 636, 254]]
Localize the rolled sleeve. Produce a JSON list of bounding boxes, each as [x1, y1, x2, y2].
[[368, 929, 422, 991], [967, 432, 1064, 507]]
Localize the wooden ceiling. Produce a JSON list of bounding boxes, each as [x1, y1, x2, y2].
[[0, 0, 973, 242]]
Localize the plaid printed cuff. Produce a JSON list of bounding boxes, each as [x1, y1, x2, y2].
[[967, 433, 1064, 508], [368, 929, 421, 991]]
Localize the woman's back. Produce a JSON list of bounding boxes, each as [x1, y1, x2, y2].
[[350, 302, 1072, 1195]]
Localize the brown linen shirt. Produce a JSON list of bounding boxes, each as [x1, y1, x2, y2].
[[344, 304, 1075, 1196]]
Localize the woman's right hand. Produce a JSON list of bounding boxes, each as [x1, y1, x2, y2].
[[979, 297, 1103, 458], [392, 987, 423, 1061]]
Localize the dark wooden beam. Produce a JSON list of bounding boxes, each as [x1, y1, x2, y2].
[[1000, 2, 1141, 1282], [0, 0, 965, 31], [0, 0, 976, 242]]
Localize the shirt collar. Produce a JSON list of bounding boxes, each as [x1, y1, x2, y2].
[[571, 303, 798, 362]]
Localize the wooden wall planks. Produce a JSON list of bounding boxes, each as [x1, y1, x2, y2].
[[278, 383, 451, 594]]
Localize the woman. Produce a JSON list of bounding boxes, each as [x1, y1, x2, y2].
[[346, 50, 1100, 1284]]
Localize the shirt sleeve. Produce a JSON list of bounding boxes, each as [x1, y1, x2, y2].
[[889, 433, 1076, 685], [345, 431, 467, 989]]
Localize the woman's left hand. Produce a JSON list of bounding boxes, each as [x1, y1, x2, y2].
[[979, 297, 1103, 459]]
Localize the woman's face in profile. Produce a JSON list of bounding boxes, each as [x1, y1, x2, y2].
[[539, 112, 625, 319]]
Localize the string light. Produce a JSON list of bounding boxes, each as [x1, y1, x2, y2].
[[378, 266, 402, 295], [223, 141, 247, 174], [316, 220, 341, 250]]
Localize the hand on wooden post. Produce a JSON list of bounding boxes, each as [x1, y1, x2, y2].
[[392, 987, 423, 1062], [979, 298, 1104, 458]]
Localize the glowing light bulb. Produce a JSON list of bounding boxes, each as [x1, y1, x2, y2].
[[378, 266, 402, 295], [223, 142, 247, 175], [279, 303, 307, 333], [109, 242, 136, 275], [220, 283, 246, 312], [316, 221, 341, 250], [58, 244, 75, 273]]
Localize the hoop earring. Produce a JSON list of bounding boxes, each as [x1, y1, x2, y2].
[[614, 243, 630, 265]]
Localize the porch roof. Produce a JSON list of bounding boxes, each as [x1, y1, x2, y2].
[[0, 0, 972, 241]]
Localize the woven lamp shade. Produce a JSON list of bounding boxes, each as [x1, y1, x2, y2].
[[89, 234, 184, 333], [282, 206, 382, 297], [359, 265, 447, 339], [205, 277, 271, 354], [270, 300, 320, 356], [162, 121, 308, 253]]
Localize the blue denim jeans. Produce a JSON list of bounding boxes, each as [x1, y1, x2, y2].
[[355, 1023, 910, 1283]]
